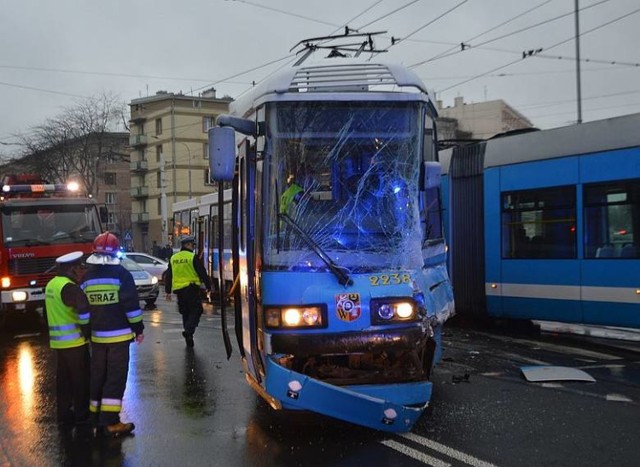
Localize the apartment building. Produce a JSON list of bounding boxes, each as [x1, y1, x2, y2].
[[128, 90, 231, 252], [437, 96, 533, 140]]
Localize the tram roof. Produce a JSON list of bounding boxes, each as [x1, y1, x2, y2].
[[230, 57, 433, 118], [440, 112, 640, 174]]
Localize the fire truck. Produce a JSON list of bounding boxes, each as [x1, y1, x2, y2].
[[0, 174, 106, 324]]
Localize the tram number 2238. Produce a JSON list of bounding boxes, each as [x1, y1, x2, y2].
[[369, 273, 412, 286]]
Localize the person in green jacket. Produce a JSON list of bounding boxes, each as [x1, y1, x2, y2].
[[280, 174, 304, 218], [164, 235, 211, 347], [44, 251, 91, 427]]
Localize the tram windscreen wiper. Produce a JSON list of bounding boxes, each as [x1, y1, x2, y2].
[[279, 212, 353, 286]]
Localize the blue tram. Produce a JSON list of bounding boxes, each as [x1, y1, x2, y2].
[[206, 35, 454, 432], [442, 113, 640, 328], [171, 190, 234, 297]]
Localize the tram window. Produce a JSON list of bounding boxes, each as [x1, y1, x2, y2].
[[501, 186, 576, 259], [584, 179, 639, 259], [424, 186, 443, 240]]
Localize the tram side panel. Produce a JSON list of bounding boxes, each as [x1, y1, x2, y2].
[[486, 155, 583, 324], [579, 147, 640, 327]]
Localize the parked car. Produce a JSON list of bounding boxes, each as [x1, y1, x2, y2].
[[124, 252, 169, 283], [120, 256, 160, 308]]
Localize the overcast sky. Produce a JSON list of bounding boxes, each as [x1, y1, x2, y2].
[[1, 0, 639, 152]]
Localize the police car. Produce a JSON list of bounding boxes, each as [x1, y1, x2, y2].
[[120, 256, 159, 308]]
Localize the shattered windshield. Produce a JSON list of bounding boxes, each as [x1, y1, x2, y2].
[[264, 101, 425, 272], [1, 202, 101, 246]]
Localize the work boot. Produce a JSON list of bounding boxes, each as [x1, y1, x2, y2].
[[103, 422, 135, 438], [182, 331, 194, 348]]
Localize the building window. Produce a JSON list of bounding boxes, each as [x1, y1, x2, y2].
[[157, 174, 163, 189], [104, 172, 117, 186], [155, 118, 162, 135], [202, 116, 216, 132], [157, 198, 162, 216], [205, 169, 214, 186], [105, 192, 117, 205], [156, 145, 163, 163], [501, 186, 576, 259], [202, 142, 208, 160], [584, 179, 639, 259]]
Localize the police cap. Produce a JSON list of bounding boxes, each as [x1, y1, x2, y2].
[[56, 251, 83, 265], [180, 235, 195, 244]]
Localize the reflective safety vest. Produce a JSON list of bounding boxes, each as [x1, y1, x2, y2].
[[171, 250, 201, 291], [45, 276, 88, 349], [280, 183, 303, 215]]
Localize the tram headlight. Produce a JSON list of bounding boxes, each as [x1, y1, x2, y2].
[[370, 298, 417, 324], [1, 277, 10, 288], [264, 305, 326, 329]]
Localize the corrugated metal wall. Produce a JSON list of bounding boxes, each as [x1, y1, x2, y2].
[[449, 142, 487, 318]]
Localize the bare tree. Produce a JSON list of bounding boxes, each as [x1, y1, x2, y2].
[[14, 91, 128, 195]]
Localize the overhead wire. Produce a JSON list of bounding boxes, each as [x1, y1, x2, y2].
[[231, 0, 388, 100], [390, 0, 469, 46], [355, 0, 422, 30], [0, 64, 251, 85], [436, 5, 640, 94], [411, 0, 608, 68], [0, 81, 87, 99], [414, 0, 555, 66], [227, 0, 339, 27]]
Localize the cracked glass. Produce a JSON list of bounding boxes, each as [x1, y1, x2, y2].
[[263, 101, 429, 273]]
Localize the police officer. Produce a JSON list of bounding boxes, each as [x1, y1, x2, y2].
[[164, 235, 211, 347], [44, 251, 90, 427], [280, 174, 303, 217], [80, 232, 144, 437]]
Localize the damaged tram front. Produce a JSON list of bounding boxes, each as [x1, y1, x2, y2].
[[209, 55, 454, 432]]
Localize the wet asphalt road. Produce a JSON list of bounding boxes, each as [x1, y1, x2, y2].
[[0, 297, 639, 467]]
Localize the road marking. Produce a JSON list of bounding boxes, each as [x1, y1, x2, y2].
[[606, 393, 633, 402], [14, 333, 41, 339], [477, 332, 621, 360], [380, 439, 451, 467], [401, 433, 498, 467], [500, 352, 550, 365]]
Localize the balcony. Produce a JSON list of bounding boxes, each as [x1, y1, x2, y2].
[[128, 115, 146, 124], [129, 134, 148, 147], [130, 186, 149, 198], [131, 212, 149, 223], [130, 160, 148, 172]]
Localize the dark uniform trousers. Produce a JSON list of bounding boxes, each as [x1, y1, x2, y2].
[[55, 345, 90, 423], [91, 341, 131, 426], [176, 283, 204, 335]]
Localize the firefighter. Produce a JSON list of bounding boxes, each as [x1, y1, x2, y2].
[[164, 235, 211, 348], [80, 232, 144, 437], [44, 251, 91, 428]]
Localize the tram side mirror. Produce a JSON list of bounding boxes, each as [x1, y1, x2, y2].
[[208, 126, 236, 182], [423, 161, 441, 190]]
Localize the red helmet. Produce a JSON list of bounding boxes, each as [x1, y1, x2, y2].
[[93, 232, 120, 255]]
